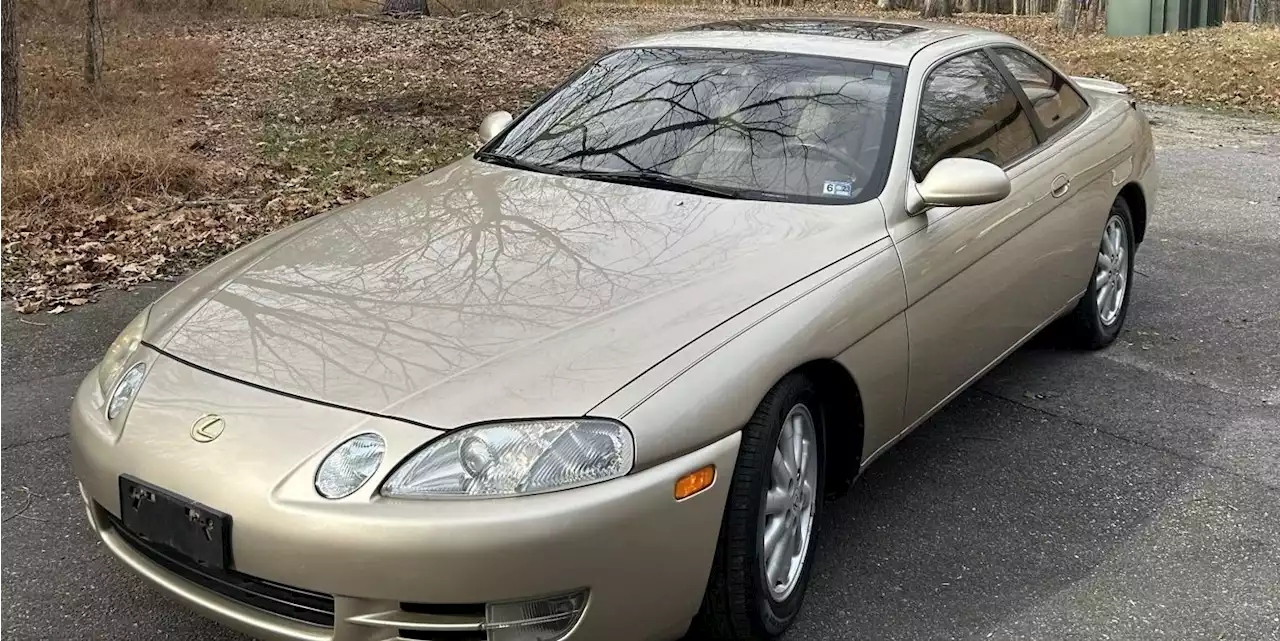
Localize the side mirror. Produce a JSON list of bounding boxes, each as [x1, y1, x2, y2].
[[909, 158, 1011, 214], [478, 111, 513, 145]]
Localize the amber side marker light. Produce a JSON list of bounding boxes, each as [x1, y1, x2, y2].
[[675, 465, 716, 500]]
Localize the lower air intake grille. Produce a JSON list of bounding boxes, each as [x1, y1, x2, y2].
[[103, 508, 335, 627]]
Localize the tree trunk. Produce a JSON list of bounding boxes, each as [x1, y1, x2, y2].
[[1087, 0, 1102, 30], [383, 0, 419, 12], [921, 0, 953, 17], [877, 0, 897, 10], [1056, 0, 1078, 31], [2, 0, 19, 134], [85, 0, 102, 85]]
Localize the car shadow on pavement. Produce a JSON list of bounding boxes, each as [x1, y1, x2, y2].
[[778, 332, 1219, 640]]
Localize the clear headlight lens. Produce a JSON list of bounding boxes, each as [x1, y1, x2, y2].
[[381, 419, 634, 499], [97, 307, 151, 396], [315, 433, 386, 499], [107, 362, 147, 420]]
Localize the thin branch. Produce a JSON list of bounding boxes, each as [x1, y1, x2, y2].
[[179, 198, 254, 208]]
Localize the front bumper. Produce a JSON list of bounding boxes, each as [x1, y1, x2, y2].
[[72, 359, 739, 641]]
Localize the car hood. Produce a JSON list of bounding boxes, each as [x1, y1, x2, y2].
[[151, 158, 886, 428]]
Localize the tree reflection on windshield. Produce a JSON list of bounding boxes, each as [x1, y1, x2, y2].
[[484, 47, 905, 204]]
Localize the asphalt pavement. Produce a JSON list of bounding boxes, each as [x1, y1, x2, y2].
[[3, 105, 1278, 641]]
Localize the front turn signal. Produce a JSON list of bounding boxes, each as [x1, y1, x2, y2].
[[675, 465, 715, 500]]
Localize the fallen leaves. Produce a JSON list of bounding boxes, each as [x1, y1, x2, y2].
[[1026, 21, 1280, 112]]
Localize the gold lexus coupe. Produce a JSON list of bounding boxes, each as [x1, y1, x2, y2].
[[72, 17, 1156, 641]]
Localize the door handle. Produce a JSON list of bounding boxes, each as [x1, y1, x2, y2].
[[1050, 174, 1071, 198]]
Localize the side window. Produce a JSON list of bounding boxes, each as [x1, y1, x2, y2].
[[992, 47, 1087, 135], [912, 51, 1038, 180]]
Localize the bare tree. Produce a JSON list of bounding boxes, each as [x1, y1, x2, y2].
[[1056, 0, 1078, 31], [922, 0, 954, 17], [85, 0, 102, 84], [2, 0, 18, 133]]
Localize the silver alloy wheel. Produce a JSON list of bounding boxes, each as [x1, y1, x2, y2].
[[761, 403, 818, 601], [1094, 215, 1129, 326]]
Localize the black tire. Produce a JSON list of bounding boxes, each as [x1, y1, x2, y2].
[[1060, 197, 1136, 350], [692, 373, 825, 641]]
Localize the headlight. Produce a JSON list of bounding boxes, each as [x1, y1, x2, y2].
[[98, 307, 151, 395], [315, 433, 386, 499], [381, 419, 634, 499], [106, 362, 147, 420]]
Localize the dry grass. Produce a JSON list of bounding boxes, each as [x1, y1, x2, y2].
[[3, 31, 221, 207], [1, 11, 600, 312], [4, 129, 211, 211], [1, 24, 237, 310]]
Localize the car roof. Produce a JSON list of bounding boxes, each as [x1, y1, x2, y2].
[[617, 17, 1002, 66]]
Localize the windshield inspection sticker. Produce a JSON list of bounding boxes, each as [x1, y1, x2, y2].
[[822, 180, 854, 197]]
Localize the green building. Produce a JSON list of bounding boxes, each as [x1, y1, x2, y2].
[[1107, 0, 1227, 35]]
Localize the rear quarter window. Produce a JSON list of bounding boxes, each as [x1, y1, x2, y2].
[[991, 47, 1088, 136]]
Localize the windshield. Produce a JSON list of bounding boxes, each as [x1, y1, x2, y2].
[[480, 47, 905, 204]]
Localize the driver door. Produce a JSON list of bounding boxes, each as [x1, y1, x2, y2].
[[894, 49, 1072, 428]]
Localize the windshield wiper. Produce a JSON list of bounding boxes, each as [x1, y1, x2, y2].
[[475, 154, 750, 200], [473, 150, 562, 176], [557, 169, 749, 200]]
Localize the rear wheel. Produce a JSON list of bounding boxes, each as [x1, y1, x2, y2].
[[693, 374, 824, 640], [1060, 197, 1135, 350]]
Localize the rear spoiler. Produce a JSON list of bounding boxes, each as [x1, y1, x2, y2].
[[1071, 76, 1132, 95]]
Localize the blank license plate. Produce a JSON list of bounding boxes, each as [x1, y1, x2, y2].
[[119, 475, 231, 570]]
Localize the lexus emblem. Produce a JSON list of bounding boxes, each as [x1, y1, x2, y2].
[[190, 414, 226, 443]]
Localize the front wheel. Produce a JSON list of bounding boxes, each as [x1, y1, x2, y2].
[[1060, 198, 1135, 350], [692, 374, 824, 640]]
